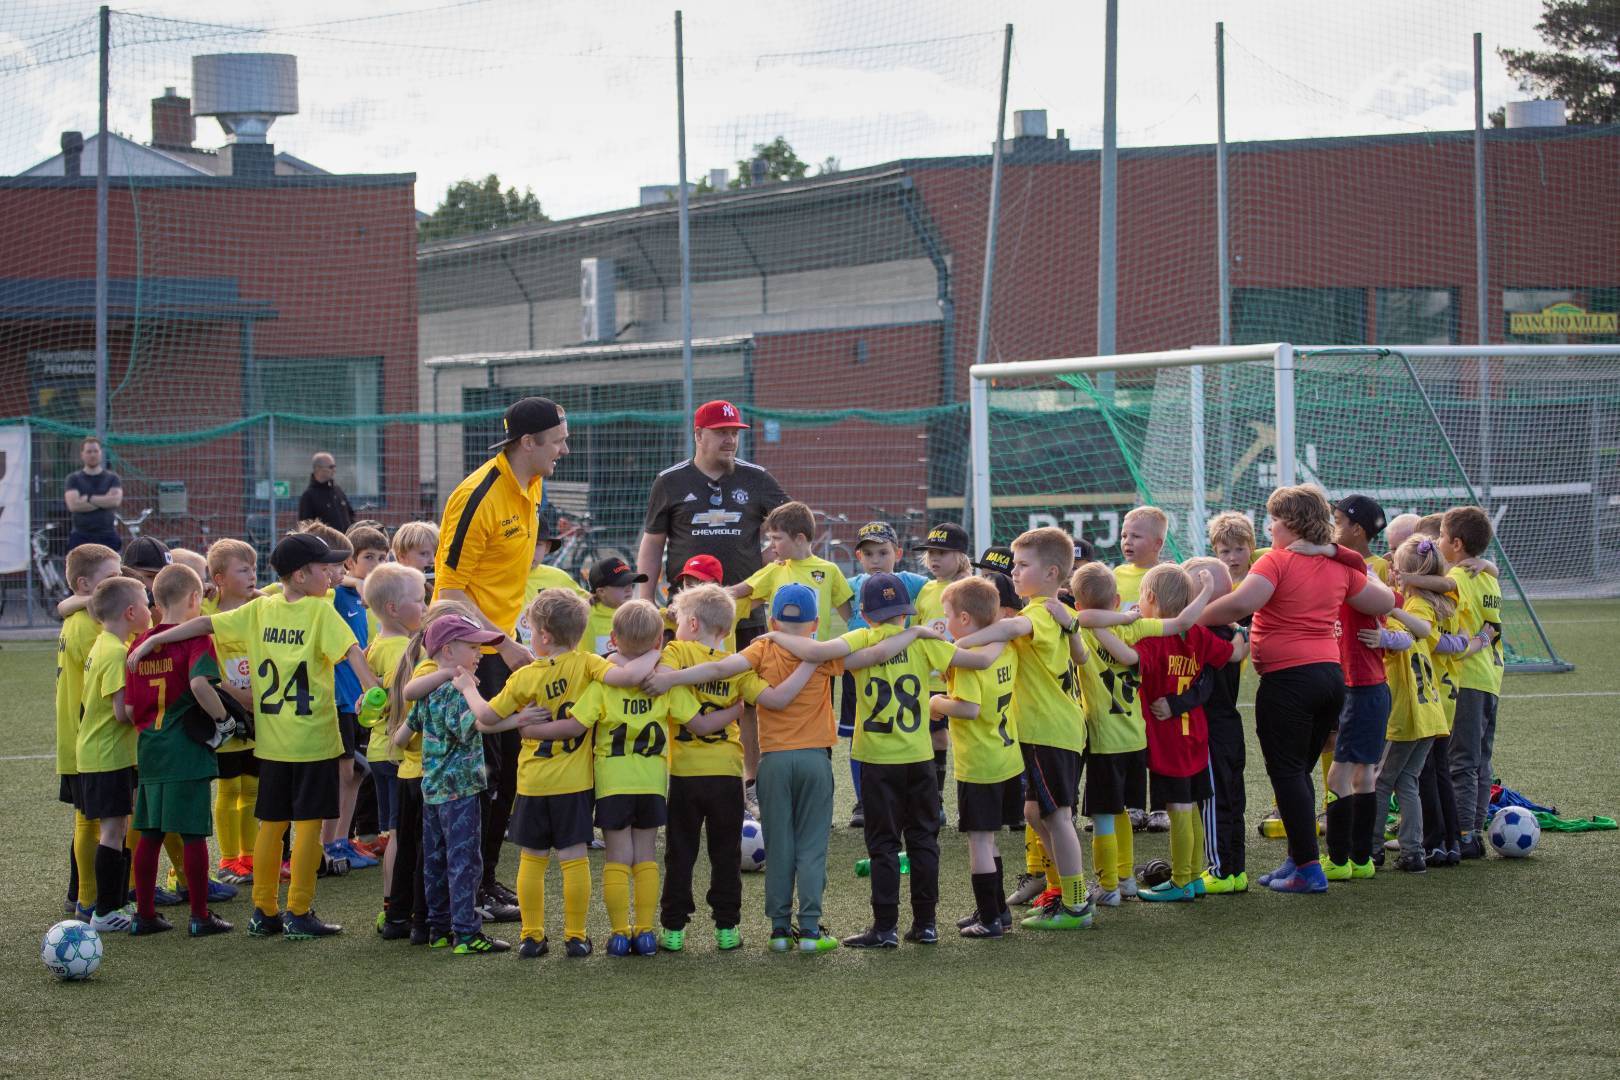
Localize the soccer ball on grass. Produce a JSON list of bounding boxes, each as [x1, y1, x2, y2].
[[740, 816, 766, 872], [42, 920, 102, 981], [1487, 806, 1540, 858]]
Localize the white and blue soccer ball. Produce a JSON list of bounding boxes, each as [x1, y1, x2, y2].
[[740, 816, 766, 872], [1487, 806, 1541, 858], [42, 920, 102, 981]]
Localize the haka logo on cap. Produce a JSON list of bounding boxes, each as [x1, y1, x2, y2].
[[927, 527, 950, 545]]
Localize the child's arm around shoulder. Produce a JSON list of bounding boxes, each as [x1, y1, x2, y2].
[[954, 614, 1031, 648], [127, 615, 215, 669], [451, 668, 543, 732], [947, 637, 1008, 671], [929, 692, 978, 720], [844, 625, 946, 671], [1090, 626, 1138, 666], [754, 659, 820, 711], [762, 631, 851, 664], [405, 666, 455, 701], [602, 648, 662, 687], [641, 652, 753, 695], [58, 594, 90, 618]]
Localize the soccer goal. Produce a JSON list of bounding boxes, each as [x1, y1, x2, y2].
[[968, 343, 1620, 673]]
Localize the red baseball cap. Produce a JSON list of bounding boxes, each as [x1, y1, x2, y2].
[[694, 400, 749, 430], [676, 554, 724, 584]]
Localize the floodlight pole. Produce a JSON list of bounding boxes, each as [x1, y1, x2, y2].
[[1472, 31, 1492, 506], [675, 11, 695, 457], [94, 5, 109, 441], [1095, 0, 1118, 396]]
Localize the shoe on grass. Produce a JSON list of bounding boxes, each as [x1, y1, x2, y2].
[[152, 886, 183, 907], [1258, 858, 1297, 887], [129, 912, 174, 936], [849, 803, 865, 828], [564, 936, 592, 958], [715, 926, 742, 951], [903, 924, 938, 945], [284, 909, 342, 939], [1088, 886, 1121, 908], [518, 936, 549, 958], [958, 918, 1004, 939], [633, 930, 659, 956], [1323, 858, 1352, 881], [1020, 898, 1094, 930], [1350, 860, 1376, 879], [90, 906, 134, 933], [1118, 876, 1140, 899], [454, 931, 511, 955], [606, 933, 631, 957], [769, 928, 793, 953], [1267, 862, 1330, 894], [189, 911, 233, 937], [1138, 880, 1197, 903], [797, 928, 839, 953], [1201, 870, 1248, 894], [840, 926, 898, 949], [1006, 873, 1047, 906], [1394, 852, 1427, 873], [247, 908, 283, 938], [659, 928, 685, 952]]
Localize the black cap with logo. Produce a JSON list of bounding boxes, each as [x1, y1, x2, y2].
[[270, 533, 349, 578], [974, 545, 1013, 574], [122, 536, 172, 572], [1336, 494, 1387, 540], [915, 522, 970, 554], [588, 556, 649, 591], [489, 396, 567, 451]]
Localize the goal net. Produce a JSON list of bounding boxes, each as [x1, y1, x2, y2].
[[970, 344, 1620, 673]]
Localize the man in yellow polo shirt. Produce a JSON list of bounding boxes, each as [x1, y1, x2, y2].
[[435, 395, 569, 918]]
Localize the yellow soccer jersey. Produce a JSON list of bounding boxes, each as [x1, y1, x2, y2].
[[1451, 567, 1504, 695], [210, 603, 256, 752], [1367, 553, 1391, 587], [398, 657, 436, 780], [1081, 618, 1167, 755], [1384, 595, 1447, 741], [76, 630, 134, 773], [363, 634, 410, 760], [489, 651, 611, 796], [913, 578, 955, 692], [1431, 603, 1462, 729], [1114, 563, 1150, 606], [663, 599, 748, 655], [575, 602, 618, 657], [1009, 600, 1085, 752], [745, 556, 853, 641], [662, 640, 767, 779], [55, 609, 100, 776], [209, 593, 358, 763], [516, 565, 589, 646], [946, 646, 1021, 784], [843, 623, 957, 766], [577, 679, 697, 798]]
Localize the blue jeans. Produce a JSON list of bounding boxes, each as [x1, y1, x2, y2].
[[423, 794, 484, 936], [371, 760, 399, 832]]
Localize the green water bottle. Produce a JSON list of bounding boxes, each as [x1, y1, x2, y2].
[[854, 851, 910, 877], [355, 686, 389, 729]]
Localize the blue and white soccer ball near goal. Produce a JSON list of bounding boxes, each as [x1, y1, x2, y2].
[[740, 816, 766, 872], [42, 920, 102, 981], [1487, 806, 1541, 858]]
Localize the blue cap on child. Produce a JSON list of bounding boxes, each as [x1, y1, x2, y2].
[[770, 583, 818, 623]]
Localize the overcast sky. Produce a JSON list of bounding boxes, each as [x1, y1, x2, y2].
[[0, 0, 1551, 219]]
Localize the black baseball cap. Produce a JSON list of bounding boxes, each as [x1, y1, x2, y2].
[[489, 396, 567, 451], [915, 522, 970, 554], [861, 572, 915, 623], [974, 545, 1013, 574], [270, 533, 348, 578], [1075, 537, 1098, 564], [588, 556, 648, 591], [1336, 494, 1387, 540], [122, 536, 171, 572], [855, 521, 899, 549], [986, 571, 1021, 612]]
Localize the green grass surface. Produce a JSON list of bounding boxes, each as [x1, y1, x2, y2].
[[2, 601, 1618, 1079]]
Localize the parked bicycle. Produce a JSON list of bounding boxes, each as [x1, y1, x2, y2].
[[810, 509, 855, 578], [31, 523, 69, 616], [549, 511, 624, 583], [116, 507, 153, 543]]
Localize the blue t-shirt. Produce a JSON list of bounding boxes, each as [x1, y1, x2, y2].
[[66, 469, 121, 535], [332, 584, 368, 715], [847, 570, 928, 630], [407, 681, 486, 805]]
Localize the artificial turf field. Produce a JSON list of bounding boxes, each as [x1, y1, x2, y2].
[[2, 601, 1617, 1080]]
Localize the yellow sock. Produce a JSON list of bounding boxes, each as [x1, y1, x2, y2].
[[1043, 856, 1060, 891], [73, 813, 99, 911], [518, 851, 549, 942], [215, 777, 241, 860], [1113, 813, 1135, 883], [1024, 825, 1043, 875], [1192, 807, 1207, 880], [603, 862, 630, 935], [561, 857, 590, 942], [238, 774, 260, 855], [1092, 830, 1118, 891], [631, 861, 659, 935], [253, 820, 288, 913], [287, 819, 322, 915], [1060, 873, 1086, 909], [1169, 808, 1196, 887], [163, 832, 188, 891], [1319, 750, 1333, 811]]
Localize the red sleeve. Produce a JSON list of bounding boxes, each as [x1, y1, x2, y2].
[[1191, 624, 1234, 669], [1331, 545, 1367, 573], [1248, 550, 1283, 586]]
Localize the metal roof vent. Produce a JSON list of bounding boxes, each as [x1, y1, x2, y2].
[[191, 53, 298, 144]]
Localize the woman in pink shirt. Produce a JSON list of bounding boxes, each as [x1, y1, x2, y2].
[[1202, 485, 1394, 893]]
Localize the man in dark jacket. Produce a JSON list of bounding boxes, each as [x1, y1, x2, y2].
[[297, 452, 354, 532]]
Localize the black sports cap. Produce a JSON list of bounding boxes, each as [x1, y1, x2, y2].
[[974, 545, 1013, 574], [1336, 494, 1387, 540], [489, 396, 567, 451], [1074, 537, 1097, 563], [986, 571, 1021, 612], [588, 556, 649, 591], [270, 533, 348, 578], [122, 536, 171, 572], [915, 522, 970, 554]]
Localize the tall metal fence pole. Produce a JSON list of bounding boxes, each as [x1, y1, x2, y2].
[[94, 5, 109, 441], [1472, 31, 1492, 505], [1214, 20, 1233, 503], [964, 24, 1013, 533], [266, 415, 278, 541], [675, 11, 695, 455], [1095, 0, 1119, 396]]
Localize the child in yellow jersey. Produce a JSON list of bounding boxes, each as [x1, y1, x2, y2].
[[205, 538, 260, 884], [390, 520, 439, 603], [516, 510, 587, 647], [56, 543, 121, 918], [76, 576, 150, 932], [1361, 536, 1454, 872], [766, 573, 993, 948], [731, 501, 853, 642], [663, 554, 748, 653], [913, 522, 974, 796], [458, 589, 651, 958], [1114, 505, 1168, 606], [567, 600, 698, 956], [1438, 506, 1504, 857], [579, 556, 646, 656], [130, 533, 378, 941], [929, 577, 1019, 939], [650, 583, 818, 953], [362, 563, 426, 936]]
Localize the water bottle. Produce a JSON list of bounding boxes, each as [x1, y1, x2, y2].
[[355, 686, 389, 729], [854, 851, 910, 877]]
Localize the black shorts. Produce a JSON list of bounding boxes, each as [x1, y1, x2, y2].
[[957, 777, 1022, 832], [1256, 663, 1346, 781], [215, 747, 260, 780], [58, 774, 77, 806], [75, 767, 136, 820], [1083, 749, 1147, 817], [256, 757, 341, 822], [595, 792, 667, 831], [337, 712, 360, 760], [1020, 744, 1081, 819], [510, 791, 595, 852], [1150, 768, 1213, 806]]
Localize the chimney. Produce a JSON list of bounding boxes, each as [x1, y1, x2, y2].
[[708, 168, 728, 190], [60, 131, 84, 178], [220, 142, 275, 178], [151, 86, 194, 150], [750, 157, 767, 187]]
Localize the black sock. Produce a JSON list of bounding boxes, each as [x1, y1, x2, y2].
[[94, 843, 124, 917], [993, 856, 1008, 914], [1349, 792, 1378, 863], [933, 750, 947, 794], [970, 872, 999, 925], [1324, 792, 1352, 864], [68, 839, 79, 905]]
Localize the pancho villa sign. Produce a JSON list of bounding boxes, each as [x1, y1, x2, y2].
[[1509, 302, 1617, 336]]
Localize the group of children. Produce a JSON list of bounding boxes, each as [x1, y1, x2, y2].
[[51, 486, 1508, 957]]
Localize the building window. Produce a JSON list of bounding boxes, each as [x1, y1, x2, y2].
[[1376, 288, 1456, 345], [252, 357, 382, 499], [1233, 288, 1367, 346], [1504, 287, 1619, 344]]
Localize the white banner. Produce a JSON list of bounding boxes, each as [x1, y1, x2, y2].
[[0, 424, 30, 574]]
